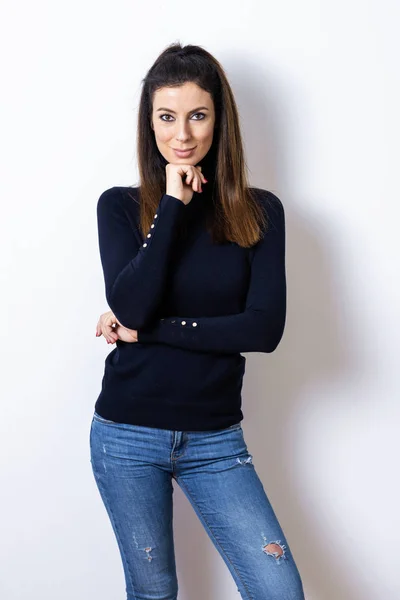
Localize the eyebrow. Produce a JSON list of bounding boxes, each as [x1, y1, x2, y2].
[[155, 106, 210, 113]]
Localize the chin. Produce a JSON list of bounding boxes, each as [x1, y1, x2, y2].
[[169, 154, 198, 164]]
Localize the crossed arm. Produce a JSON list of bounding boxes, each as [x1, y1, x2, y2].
[[96, 186, 286, 354]]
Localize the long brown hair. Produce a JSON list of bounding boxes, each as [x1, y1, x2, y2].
[[133, 42, 268, 248]]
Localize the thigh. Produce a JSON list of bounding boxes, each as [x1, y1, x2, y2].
[[175, 424, 304, 600], [90, 413, 178, 600]]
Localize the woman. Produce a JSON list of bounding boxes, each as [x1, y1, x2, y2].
[[90, 42, 304, 600]]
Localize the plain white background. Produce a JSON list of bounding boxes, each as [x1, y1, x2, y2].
[[1, 1, 399, 599]]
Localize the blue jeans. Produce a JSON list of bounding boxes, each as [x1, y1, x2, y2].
[[90, 411, 304, 600]]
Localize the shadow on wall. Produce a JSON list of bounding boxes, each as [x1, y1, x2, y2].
[[173, 59, 366, 600]]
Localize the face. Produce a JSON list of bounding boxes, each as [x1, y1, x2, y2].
[[151, 81, 216, 165]]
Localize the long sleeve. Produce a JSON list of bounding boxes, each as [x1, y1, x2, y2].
[[97, 186, 186, 329], [137, 192, 286, 354]]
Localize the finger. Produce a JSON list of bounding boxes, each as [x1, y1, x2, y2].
[[101, 328, 110, 343], [184, 169, 193, 186], [104, 311, 116, 324], [108, 330, 118, 343], [102, 323, 116, 344], [188, 168, 199, 192], [99, 318, 111, 342], [195, 175, 202, 193], [98, 312, 115, 342], [195, 165, 207, 183], [97, 319, 106, 337], [103, 312, 117, 334]]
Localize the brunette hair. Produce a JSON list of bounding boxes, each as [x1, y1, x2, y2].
[[134, 42, 268, 247]]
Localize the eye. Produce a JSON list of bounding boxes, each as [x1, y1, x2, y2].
[[159, 112, 206, 122], [192, 112, 206, 120]]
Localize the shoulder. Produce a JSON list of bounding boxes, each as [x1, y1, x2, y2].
[[249, 186, 284, 214], [97, 186, 140, 216], [248, 187, 285, 233]]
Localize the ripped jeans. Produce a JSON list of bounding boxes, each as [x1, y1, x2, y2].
[[89, 411, 305, 600]]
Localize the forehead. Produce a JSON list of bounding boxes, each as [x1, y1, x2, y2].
[[153, 82, 213, 109]]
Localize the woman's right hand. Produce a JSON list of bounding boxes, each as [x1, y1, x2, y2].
[[166, 162, 208, 205], [96, 310, 138, 344]]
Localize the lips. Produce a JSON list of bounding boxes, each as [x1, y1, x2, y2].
[[173, 147, 196, 157]]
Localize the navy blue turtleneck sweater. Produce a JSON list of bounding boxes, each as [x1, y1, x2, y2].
[[94, 177, 286, 431]]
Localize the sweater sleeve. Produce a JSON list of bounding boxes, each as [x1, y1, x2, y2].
[[137, 192, 286, 354], [97, 186, 186, 329]]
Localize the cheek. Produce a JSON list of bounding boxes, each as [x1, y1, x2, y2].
[[198, 134, 214, 149], [197, 126, 214, 143], [154, 128, 171, 143]]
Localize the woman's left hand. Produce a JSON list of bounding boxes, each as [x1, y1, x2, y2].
[[96, 310, 138, 344]]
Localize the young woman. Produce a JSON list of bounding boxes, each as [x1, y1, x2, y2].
[[91, 42, 305, 600]]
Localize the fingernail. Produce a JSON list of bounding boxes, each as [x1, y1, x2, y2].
[[204, 178, 208, 183]]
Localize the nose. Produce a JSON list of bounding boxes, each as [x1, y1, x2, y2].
[[175, 119, 192, 143]]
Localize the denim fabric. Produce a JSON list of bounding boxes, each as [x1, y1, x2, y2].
[[90, 411, 304, 600]]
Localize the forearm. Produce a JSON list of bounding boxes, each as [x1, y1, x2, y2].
[[137, 303, 286, 354], [97, 188, 186, 329], [138, 191, 287, 354]]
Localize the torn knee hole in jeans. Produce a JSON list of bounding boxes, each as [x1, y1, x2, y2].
[[133, 532, 154, 562], [261, 533, 288, 562]]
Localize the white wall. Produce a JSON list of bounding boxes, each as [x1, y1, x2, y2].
[[1, 1, 399, 599]]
